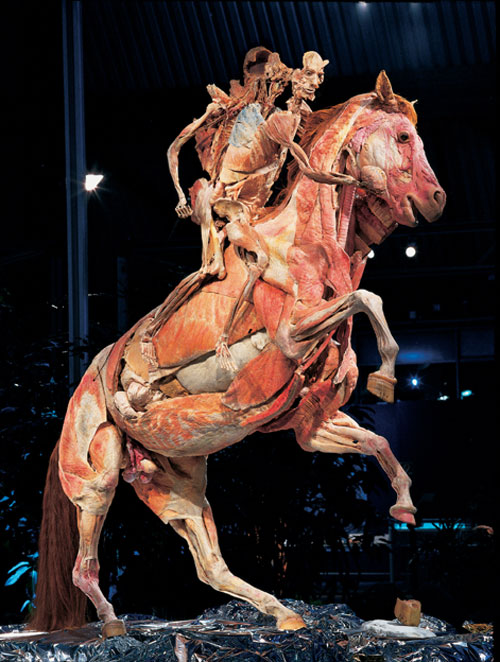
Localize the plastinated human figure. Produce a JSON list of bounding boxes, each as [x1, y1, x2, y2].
[[163, 50, 359, 371], [212, 51, 330, 215], [138, 49, 292, 382], [167, 47, 292, 278], [211, 52, 360, 367]]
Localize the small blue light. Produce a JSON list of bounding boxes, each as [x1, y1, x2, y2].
[[460, 389, 473, 399], [394, 521, 467, 531], [437, 395, 449, 401], [409, 377, 420, 388]]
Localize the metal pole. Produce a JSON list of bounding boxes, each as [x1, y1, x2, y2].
[[117, 256, 129, 334], [62, 0, 88, 391]]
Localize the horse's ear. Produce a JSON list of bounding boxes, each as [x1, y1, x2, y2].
[[375, 70, 398, 108]]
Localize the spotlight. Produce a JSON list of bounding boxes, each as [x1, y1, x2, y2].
[[405, 244, 417, 258], [460, 389, 473, 399], [85, 174, 104, 191], [368, 250, 375, 259], [437, 394, 449, 401], [409, 376, 420, 388]]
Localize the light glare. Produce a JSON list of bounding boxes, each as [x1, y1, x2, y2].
[[405, 245, 417, 258], [368, 250, 375, 259], [85, 174, 104, 191]]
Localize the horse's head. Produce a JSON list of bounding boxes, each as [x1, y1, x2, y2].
[[348, 71, 446, 228]]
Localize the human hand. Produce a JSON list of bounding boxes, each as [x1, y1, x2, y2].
[[175, 197, 193, 218]]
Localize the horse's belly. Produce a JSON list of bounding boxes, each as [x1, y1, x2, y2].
[[119, 392, 263, 457], [176, 331, 269, 394]]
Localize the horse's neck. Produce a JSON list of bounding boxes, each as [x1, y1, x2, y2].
[[256, 97, 384, 263]]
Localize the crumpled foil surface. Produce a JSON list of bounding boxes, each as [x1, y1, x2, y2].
[[0, 599, 493, 662]]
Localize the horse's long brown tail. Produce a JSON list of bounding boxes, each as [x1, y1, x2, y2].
[[28, 441, 87, 631]]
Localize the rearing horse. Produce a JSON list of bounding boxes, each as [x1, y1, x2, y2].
[[30, 72, 445, 637]]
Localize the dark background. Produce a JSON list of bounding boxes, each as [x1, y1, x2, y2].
[[1, 1, 495, 630]]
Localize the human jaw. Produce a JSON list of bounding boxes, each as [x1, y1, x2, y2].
[[293, 66, 325, 101]]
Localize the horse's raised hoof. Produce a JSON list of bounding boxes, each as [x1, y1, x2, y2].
[[102, 619, 127, 639], [277, 614, 307, 631], [367, 372, 397, 403], [390, 505, 417, 526]]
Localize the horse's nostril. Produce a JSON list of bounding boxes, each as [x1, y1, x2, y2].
[[433, 189, 445, 205]]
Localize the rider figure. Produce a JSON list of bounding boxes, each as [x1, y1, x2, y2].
[[211, 52, 360, 367], [164, 50, 360, 370], [167, 47, 291, 278]]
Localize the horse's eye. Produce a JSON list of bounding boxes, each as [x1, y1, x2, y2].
[[398, 132, 410, 143]]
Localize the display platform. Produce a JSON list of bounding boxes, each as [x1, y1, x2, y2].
[[0, 600, 492, 662]]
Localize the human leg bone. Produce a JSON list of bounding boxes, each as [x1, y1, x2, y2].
[[212, 199, 270, 369]]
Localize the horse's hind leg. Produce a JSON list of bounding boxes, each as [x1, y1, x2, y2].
[[73, 510, 126, 638], [131, 454, 306, 630], [299, 411, 416, 525], [60, 421, 127, 638]]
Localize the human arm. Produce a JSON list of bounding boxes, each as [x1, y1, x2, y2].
[[263, 112, 360, 187], [167, 102, 221, 218], [287, 141, 360, 187]]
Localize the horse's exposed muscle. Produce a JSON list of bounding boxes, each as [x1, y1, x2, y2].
[[30, 72, 445, 636]]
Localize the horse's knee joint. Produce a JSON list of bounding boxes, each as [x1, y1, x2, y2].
[[357, 289, 380, 308], [372, 434, 390, 453]]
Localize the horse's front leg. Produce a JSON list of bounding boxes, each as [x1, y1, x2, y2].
[[297, 410, 416, 525], [290, 289, 399, 402]]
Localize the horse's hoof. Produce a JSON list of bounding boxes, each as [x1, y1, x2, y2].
[[102, 619, 127, 638], [367, 372, 397, 403], [390, 505, 417, 526], [277, 614, 307, 631]]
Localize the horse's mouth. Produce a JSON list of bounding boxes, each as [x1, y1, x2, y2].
[[367, 195, 394, 227], [402, 197, 420, 227], [366, 193, 421, 228]]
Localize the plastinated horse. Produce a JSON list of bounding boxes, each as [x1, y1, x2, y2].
[[30, 71, 445, 637]]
